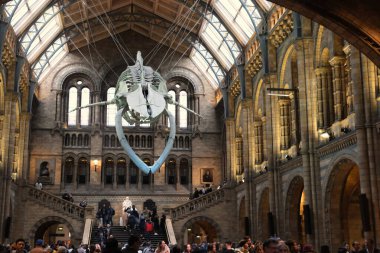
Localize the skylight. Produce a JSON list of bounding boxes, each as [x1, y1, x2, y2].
[[214, 0, 258, 44], [5, 0, 50, 35], [200, 12, 241, 69]]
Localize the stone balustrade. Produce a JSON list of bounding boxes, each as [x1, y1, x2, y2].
[[26, 185, 85, 221], [168, 188, 226, 220]]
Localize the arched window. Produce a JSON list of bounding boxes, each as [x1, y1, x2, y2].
[[106, 87, 133, 127], [185, 136, 190, 148], [130, 161, 138, 184], [180, 158, 189, 185], [167, 158, 176, 185], [64, 157, 74, 183], [117, 158, 126, 185], [141, 136, 146, 148], [135, 136, 140, 147], [166, 80, 195, 129], [80, 87, 90, 126], [104, 158, 114, 184], [78, 134, 83, 146], [65, 134, 70, 146], [168, 90, 176, 127], [179, 90, 188, 128], [78, 158, 88, 184], [71, 134, 76, 146], [147, 136, 153, 148], [84, 135, 89, 146], [111, 135, 116, 147], [68, 87, 77, 126], [104, 135, 110, 147], [142, 158, 151, 185], [129, 135, 134, 147], [179, 136, 184, 148], [106, 87, 117, 126]]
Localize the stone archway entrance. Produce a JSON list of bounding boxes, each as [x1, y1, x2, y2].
[[29, 216, 77, 245], [285, 176, 305, 243], [238, 197, 246, 238], [258, 188, 270, 240], [181, 217, 222, 245], [325, 159, 362, 252]]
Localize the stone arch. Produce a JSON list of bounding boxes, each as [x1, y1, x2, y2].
[[0, 66, 5, 114], [28, 216, 78, 244], [238, 196, 246, 238], [165, 67, 205, 95], [253, 79, 266, 118], [258, 187, 270, 240], [315, 25, 325, 66], [52, 64, 101, 91], [284, 175, 304, 242], [279, 44, 295, 87], [181, 216, 223, 244], [324, 158, 362, 253]]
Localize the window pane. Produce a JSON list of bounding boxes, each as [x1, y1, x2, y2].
[[81, 88, 90, 126], [107, 88, 116, 126], [168, 90, 176, 127], [179, 91, 187, 128], [68, 87, 77, 126]]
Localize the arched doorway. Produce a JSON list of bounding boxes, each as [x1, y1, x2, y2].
[[238, 196, 246, 238], [325, 158, 362, 252], [258, 188, 270, 240], [29, 217, 76, 245], [285, 176, 305, 243], [181, 217, 222, 245]]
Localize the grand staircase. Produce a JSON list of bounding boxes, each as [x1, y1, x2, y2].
[[90, 225, 168, 247]]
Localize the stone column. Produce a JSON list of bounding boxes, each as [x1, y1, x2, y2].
[[315, 68, 324, 129], [225, 118, 237, 183], [350, 47, 380, 241], [343, 45, 354, 115], [296, 38, 322, 246], [93, 91, 101, 126], [0, 95, 15, 240], [254, 121, 264, 164], [279, 99, 291, 150], [330, 56, 346, 121], [19, 113, 31, 182], [235, 137, 243, 176]]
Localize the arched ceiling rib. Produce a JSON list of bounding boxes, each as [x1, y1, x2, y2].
[[2, 0, 272, 88]]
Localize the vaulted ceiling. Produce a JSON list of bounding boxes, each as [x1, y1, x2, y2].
[[2, 0, 272, 86]]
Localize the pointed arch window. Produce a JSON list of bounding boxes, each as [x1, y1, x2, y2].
[[107, 87, 133, 127], [179, 91, 188, 128], [168, 90, 176, 127], [68, 87, 77, 126], [104, 158, 114, 185], [64, 157, 74, 184], [117, 158, 126, 185], [80, 88, 90, 126], [78, 158, 88, 184]]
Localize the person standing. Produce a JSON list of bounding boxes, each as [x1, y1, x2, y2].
[[121, 235, 142, 253], [30, 239, 44, 253]]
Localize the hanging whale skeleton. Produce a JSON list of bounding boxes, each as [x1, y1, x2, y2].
[[70, 51, 202, 174]]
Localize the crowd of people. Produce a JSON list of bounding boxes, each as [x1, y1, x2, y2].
[[1, 235, 379, 253]]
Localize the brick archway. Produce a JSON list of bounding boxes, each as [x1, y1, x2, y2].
[[284, 175, 304, 242], [324, 158, 361, 252], [28, 216, 79, 245], [181, 216, 222, 245]]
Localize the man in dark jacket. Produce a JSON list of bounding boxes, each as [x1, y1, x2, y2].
[[122, 235, 142, 253]]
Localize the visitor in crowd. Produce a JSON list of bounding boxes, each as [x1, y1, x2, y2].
[[155, 241, 170, 253], [30, 239, 44, 253], [351, 241, 361, 253], [103, 238, 122, 253], [121, 235, 142, 253], [35, 181, 42, 190]]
